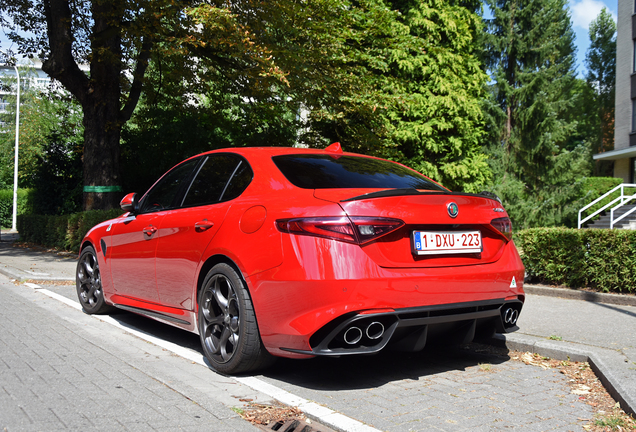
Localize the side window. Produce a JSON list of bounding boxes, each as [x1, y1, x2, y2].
[[138, 158, 200, 213], [181, 154, 253, 207], [221, 161, 253, 201]]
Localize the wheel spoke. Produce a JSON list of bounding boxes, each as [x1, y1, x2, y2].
[[213, 277, 229, 308], [219, 327, 234, 362], [205, 313, 225, 326], [78, 263, 90, 284]]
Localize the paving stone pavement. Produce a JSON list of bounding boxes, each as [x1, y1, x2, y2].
[[255, 348, 594, 432], [0, 278, 264, 432], [0, 252, 602, 432]]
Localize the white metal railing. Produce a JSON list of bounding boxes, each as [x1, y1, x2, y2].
[[578, 183, 636, 229]]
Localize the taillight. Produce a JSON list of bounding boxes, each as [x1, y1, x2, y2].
[[490, 217, 512, 241], [276, 216, 404, 245]]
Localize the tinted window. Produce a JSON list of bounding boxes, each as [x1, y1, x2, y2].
[[221, 161, 253, 201], [139, 158, 200, 213], [181, 154, 252, 207], [272, 155, 445, 190]]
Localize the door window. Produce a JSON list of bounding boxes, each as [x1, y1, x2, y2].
[[138, 158, 200, 213], [181, 154, 253, 207]]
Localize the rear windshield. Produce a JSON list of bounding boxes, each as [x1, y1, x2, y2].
[[272, 154, 446, 190]]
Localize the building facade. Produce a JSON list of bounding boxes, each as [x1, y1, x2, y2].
[[0, 59, 51, 130]]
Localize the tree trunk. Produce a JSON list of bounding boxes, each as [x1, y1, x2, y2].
[[82, 98, 122, 210]]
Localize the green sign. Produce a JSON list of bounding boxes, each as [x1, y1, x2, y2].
[[83, 186, 123, 193]]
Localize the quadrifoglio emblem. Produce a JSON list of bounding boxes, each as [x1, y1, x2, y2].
[[447, 202, 459, 218]]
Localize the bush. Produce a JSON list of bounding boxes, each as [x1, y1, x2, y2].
[[516, 227, 636, 293], [0, 189, 35, 228], [17, 208, 122, 252]]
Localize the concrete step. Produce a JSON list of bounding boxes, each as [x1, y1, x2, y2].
[[585, 204, 636, 229]]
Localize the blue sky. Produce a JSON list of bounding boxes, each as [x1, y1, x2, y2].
[[570, 0, 618, 76]]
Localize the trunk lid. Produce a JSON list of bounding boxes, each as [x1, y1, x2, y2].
[[314, 188, 510, 268]]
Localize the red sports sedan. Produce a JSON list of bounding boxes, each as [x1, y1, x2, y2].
[[77, 144, 525, 374]]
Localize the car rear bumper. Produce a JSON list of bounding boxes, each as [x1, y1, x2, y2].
[[247, 238, 525, 358], [282, 298, 523, 356]]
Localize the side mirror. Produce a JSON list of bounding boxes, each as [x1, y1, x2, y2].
[[120, 192, 138, 213]]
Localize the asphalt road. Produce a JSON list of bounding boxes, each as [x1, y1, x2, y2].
[[1, 273, 596, 432]]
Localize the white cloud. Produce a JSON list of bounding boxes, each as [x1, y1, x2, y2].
[[570, 0, 617, 30]]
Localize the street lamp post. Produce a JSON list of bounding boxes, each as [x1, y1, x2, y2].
[[11, 63, 20, 233], [1, 51, 21, 233]]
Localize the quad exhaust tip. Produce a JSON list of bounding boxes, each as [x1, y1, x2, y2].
[[343, 327, 363, 345], [343, 322, 386, 345], [366, 321, 384, 340], [503, 307, 519, 326]]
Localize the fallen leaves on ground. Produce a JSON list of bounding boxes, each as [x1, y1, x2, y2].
[[237, 402, 306, 426], [512, 351, 636, 431]]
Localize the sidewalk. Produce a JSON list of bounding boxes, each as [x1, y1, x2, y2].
[[1, 233, 635, 418], [0, 231, 76, 281], [495, 285, 636, 417]]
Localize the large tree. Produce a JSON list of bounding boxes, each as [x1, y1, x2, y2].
[[585, 7, 616, 155], [482, 0, 592, 227], [0, 0, 285, 210], [3, 0, 492, 209], [380, 0, 490, 192], [122, 0, 492, 192]]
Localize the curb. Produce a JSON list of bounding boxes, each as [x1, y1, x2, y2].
[[0, 266, 75, 282], [489, 333, 636, 417], [524, 284, 636, 307]]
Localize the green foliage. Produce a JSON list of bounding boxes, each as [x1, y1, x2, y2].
[[0, 83, 84, 215], [481, 0, 594, 226], [0, 188, 34, 228], [585, 8, 616, 155], [17, 209, 122, 252], [121, 0, 491, 194], [483, 0, 580, 186], [516, 228, 636, 293], [379, 0, 490, 192], [484, 143, 592, 229], [0, 70, 47, 189], [28, 90, 84, 215]]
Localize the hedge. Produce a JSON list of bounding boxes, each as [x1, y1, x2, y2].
[[0, 189, 35, 228], [516, 227, 636, 293], [17, 209, 123, 253]]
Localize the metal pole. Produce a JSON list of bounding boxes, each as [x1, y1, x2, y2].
[[11, 64, 20, 232]]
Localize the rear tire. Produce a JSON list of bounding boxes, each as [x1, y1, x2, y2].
[[198, 263, 274, 374]]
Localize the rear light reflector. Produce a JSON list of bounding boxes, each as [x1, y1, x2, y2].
[[490, 217, 512, 241], [276, 216, 404, 245]]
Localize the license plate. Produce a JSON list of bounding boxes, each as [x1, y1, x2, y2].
[[412, 230, 482, 255]]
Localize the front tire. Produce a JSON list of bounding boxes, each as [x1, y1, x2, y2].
[[198, 263, 274, 374], [76, 245, 113, 314]]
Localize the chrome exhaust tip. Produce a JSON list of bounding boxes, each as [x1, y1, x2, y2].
[[366, 321, 384, 340], [503, 308, 519, 326], [343, 327, 363, 345]]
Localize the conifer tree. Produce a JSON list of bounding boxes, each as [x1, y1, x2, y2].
[[585, 8, 616, 154], [380, 0, 490, 192], [482, 0, 591, 227]]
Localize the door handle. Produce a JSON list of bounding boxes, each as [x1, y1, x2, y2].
[[143, 225, 157, 236], [195, 219, 214, 232]]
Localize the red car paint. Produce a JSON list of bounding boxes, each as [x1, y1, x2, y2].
[[78, 145, 524, 372]]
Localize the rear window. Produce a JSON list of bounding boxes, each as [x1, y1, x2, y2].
[[272, 154, 446, 190]]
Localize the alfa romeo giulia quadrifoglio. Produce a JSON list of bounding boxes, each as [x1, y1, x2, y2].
[[76, 143, 525, 374]]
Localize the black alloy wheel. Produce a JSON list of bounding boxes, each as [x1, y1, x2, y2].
[[198, 263, 274, 374], [76, 245, 113, 314]]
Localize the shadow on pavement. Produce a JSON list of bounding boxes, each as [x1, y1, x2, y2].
[[98, 307, 511, 391], [259, 344, 510, 391]]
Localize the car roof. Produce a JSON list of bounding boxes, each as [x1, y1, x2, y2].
[[198, 145, 367, 159]]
